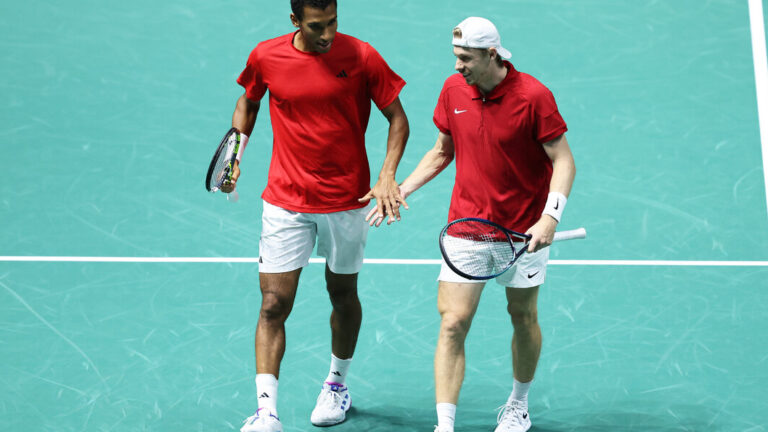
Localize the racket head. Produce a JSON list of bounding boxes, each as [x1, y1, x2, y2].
[[439, 218, 521, 280], [205, 127, 240, 192]]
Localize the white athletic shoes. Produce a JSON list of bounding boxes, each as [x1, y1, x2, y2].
[[310, 382, 351, 426], [241, 408, 282, 432], [494, 400, 531, 432]]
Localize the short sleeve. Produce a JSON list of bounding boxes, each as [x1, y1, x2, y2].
[[237, 46, 267, 102], [532, 87, 567, 143], [432, 80, 451, 135], [364, 44, 406, 110]]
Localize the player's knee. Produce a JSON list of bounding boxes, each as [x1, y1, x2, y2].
[[439, 312, 473, 340], [259, 294, 293, 323], [327, 286, 360, 311], [507, 303, 538, 328]]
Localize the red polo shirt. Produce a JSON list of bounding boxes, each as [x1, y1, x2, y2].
[[433, 62, 567, 233], [237, 32, 406, 213]]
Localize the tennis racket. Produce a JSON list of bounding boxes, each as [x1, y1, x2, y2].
[[439, 217, 586, 280], [205, 127, 243, 199]]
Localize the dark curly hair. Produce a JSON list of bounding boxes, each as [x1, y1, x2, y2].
[[291, 0, 337, 20]]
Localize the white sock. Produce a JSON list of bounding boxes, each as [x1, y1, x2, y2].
[[256, 374, 278, 414], [436, 403, 456, 430], [510, 378, 532, 404], [325, 354, 352, 384]]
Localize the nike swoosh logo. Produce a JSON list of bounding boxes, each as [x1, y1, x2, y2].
[[454, 108, 467, 114], [554, 199, 560, 210], [527, 271, 540, 279]]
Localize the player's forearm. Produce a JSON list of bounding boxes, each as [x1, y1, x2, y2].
[[232, 94, 260, 136], [549, 149, 575, 197], [400, 146, 454, 197], [538, 134, 575, 224], [542, 135, 575, 196], [377, 105, 410, 181]]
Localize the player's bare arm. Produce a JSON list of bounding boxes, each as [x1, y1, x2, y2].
[[399, 132, 455, 198], [359, 97, 409, 226], [233, 93, 261, 135], [367, 132, 455, 226], [221, 94, 261, 193], [526, 134, 576, 252]]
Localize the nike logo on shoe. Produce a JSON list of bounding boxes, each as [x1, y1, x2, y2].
[[522, 413, 528, 419], [454, 108, 467, 114]]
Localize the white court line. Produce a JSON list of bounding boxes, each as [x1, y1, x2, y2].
[[1, 256, 768, 266], [749, 0, 768, 217]]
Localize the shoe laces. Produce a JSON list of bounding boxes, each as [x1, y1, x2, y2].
[[243, 407, 278, 424], [496, 400, 527, 427], [317, 384, 345, 409]]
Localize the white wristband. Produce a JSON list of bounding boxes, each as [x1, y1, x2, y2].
[[235, 132, 249, 163], [542, 191, 567, 222]]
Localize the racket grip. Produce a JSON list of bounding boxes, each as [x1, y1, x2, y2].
[[227, 190, 239, 203], [553, 227, 586, 241]]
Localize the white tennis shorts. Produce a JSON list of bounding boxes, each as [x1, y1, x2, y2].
[[258, 201, 370, 274], [438, 240, 550, 288]]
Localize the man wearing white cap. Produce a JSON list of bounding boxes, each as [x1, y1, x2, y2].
[[371, 16, 576, 432]]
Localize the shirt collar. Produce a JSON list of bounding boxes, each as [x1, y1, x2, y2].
[[471, 61, 518, 100]]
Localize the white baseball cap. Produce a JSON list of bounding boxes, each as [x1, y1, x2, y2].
[[452, 17, 511, 59]]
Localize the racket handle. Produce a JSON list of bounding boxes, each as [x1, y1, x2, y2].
[[553, 227, 586, 241], [227, 190, 239, 203]]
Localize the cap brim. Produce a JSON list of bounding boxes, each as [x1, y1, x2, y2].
[[452, 41, 512, 59], [452, 38, 468, 47]]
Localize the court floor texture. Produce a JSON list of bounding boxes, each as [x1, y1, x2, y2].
[[2, 1, 768, 431]]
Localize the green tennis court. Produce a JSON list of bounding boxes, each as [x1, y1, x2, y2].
[[2, 0, 768, 430]]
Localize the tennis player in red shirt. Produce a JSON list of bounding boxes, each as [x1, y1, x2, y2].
[[375, 17, 576, 432], [227, 1, 409, 431]]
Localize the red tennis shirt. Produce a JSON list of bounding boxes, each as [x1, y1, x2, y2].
[[237, 32, 406, 213], [433, 62, 568, 233]]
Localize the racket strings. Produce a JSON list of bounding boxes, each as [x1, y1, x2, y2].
[[443, 221, 516, 277], [208, 133, 238, 191], [212, 155, 232, 188]]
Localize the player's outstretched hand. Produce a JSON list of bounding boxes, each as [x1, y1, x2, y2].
[[360, 179, 409, 227]]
